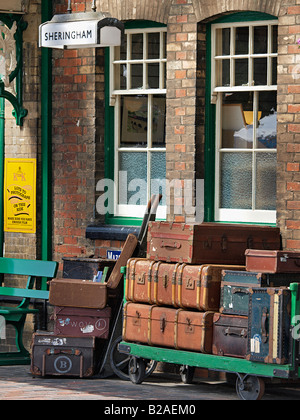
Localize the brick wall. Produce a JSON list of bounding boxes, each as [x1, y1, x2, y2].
[[166, 0, 198, 222], [277, 0, 300, 250]]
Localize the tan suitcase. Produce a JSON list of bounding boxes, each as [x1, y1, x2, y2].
[[123, 302, 214, 353], [175, 264, 245, 311], [125, 258, 157, 304], [122, 302, 154, 344]]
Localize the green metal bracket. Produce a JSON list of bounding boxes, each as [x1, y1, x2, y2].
[[0, 13, 28, 126]]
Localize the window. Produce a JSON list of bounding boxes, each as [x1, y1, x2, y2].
[[109, 24, 167, 221], [211, 18, 278, 224]]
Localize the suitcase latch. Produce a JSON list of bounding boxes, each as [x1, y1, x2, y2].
[[133, 311, 141, 326], [163, 274, 169, 289], [185, 278, 195, 290], [137, 273, 146, 285], [185, 318, 194, 334], [160, 315, 166, 333], [221, 235, 227, 252]]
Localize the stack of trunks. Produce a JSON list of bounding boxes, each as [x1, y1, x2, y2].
[[122, 221, 298, 365]]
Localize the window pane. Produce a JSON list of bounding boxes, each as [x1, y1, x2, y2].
[[216, 28, 230, 56], [253, 58, 267, 85], [148, 63, 159, 89], [148, 32, 160, 59], [222, 92, 254, 149], [256, 153, 277, 210], [131, 64, 143, 89], [254, 26, 268, 54], [152, 96, 166, 147], [235, 27, 249, 55], [235, 58, 248, 86], [220, 152, 252, 209], [257, 91, 277, 149], [120, 35, 127, 60], [119, 152, 147, 205], [121, 96, 148, 147], [131, 33, 143, 60], [272, 25, 278, 54], [216, 59, 230, 86], [115, 63, 127, 90], [151, 152, 166, 206]]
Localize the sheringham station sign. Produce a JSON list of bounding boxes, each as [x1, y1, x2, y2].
[[39, 13, 124, 49]]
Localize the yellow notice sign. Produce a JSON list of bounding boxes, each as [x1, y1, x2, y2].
[[4, 158, 36, 233]]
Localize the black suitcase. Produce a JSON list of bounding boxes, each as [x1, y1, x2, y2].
[[212, 313, 248, 358], [31, 332, 97, 378], [247, 287, 291, 364]]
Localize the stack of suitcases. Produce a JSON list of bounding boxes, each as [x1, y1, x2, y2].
[[123, 221, 299, 365], [30, 234, 138, 378]]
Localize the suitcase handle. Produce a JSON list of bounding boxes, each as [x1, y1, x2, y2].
[[232, 287, 250, 295], [160, 241, 181, 250], [223, 327, 247, 338], [45, 348, 82, 356]]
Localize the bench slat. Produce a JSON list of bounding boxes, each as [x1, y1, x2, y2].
[[0, 258, 58, 278], [0, 287, 49, 300]]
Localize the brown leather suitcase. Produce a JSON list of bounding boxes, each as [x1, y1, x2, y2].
[[31, 332, 97, 378], [123, 302, 214, 353], [49, 278, 107, 309], [149, 306, 181, 349], [245, 249, 300, 273], [126, 259, 245, 311], [125, 258, 157, 304], [212, 313, 248, 358], [147, 222, 281, 265], [122, 302, 154, 344], [154, 261, 180, 307], [176, 310, 214, 353], [175, 264, 245, 311], [53, 306, 111, 338], [125, 258, 180, 307]]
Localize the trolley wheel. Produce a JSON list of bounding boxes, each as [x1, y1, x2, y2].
[[128, 356, 146, 384], [180, 365, 195, 384], [109, 336, 131, 381], [236, 374, 265, 401], [109, 336, 158, 381]]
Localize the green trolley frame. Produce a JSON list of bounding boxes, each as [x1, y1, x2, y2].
[[119, 274, 300, 400]]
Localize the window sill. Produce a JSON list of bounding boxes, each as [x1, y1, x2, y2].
[[86, 224, 140, 241]]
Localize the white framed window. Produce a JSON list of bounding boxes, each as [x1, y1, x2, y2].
[[110, 26, 167, 219], [212, 20, 278, 224]]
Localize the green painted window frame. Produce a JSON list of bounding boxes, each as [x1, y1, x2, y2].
[[104, 20, 167, 226], [204, 12, 278, 226]]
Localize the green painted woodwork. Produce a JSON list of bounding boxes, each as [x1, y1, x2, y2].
[[41, 0, 53, 290], [0, 14, 27, 126], [121, 341, 297, 379], [0, 257, 58, 366]]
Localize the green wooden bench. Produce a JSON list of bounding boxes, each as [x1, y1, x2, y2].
[[0, 257, 58, 365]]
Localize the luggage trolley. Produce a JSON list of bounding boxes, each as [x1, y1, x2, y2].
[[118, 278, 300, 400]]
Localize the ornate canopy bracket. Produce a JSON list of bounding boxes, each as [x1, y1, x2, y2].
[[0, 14, 28, 126]]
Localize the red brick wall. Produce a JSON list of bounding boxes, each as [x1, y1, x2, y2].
[[277, 0, 300, 250]]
